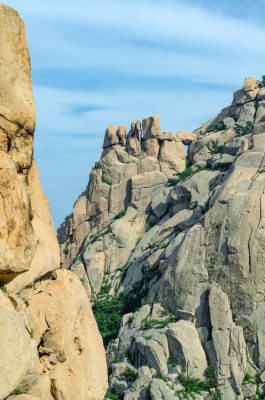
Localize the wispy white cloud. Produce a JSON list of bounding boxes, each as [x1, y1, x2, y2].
[[3, 0, 265, 227]]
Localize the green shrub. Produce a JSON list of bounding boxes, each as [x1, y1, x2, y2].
[[209, 140, 225, 155], [119, 159, 130, 164], [102, 175, 113, 185], [140, 315, 177, 330], [211, 391, 222, 400], [112, 358, 123, 364], [190, 202, 197, 211], [63, 246, 69, 255], [261, 75, 265, 87], [205, 366, 217, 388], [123, 368, 137, 382], [13, 388, 23, 395], [234, 121, 254, 137], [148, 216, 157, 228], [0, 286, 8, 294], [160, 242, 169, 249], [259, 169, 265, 173], [168, 166, 205, 187], [168, 356, 177, 367], [168, 178, 180, 186], [157, 375, 168, 382], [93, 284, 146, 345], [243, 373, 256, 385], [144, 336, 152, 340], [174, 227, 183, 237], [177, 374, 210, 395], [105, 390, 122, 400], [115, 209, 126, 219]]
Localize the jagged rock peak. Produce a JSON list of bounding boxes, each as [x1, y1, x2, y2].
[[101, 115, 193, 156], [58, 75, 265, 400]]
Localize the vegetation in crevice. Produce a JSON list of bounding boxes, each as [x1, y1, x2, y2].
[[209, 140, 227, 155], [93, 281, 147, 346], [176, 373, 218, 399], [234, 121, 254, 137], [168, 165, 206, 187], [102, 175, 113, 186], [0, 286, 8, 294], [105, 390, 123, 400], [140, 314, 177, 330], [123, 368, 137, 383], [63, 246, 69, 255]]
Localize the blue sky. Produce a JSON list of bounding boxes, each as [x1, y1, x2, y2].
[[4, 0, 265, 228]]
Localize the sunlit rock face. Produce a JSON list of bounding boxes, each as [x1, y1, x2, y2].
[[59, 75, 265, 400], [0, 4, 108, 400]]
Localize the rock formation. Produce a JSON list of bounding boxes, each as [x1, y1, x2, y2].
[[0, 4, 107, 400], [58, 76, 265, 400]]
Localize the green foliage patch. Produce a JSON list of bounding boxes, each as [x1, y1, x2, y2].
[[190, 202, 197, 211], [105, 390, 122, 400], [209, 140, 226, 155], [115, 209, 126, 219], [140, 315, 177, 330], [93, 282, 146, 346], [205, 366, 217, 388], [168, 166, 205, 187], [234, 121, 254, 137], [177, 374, 211, 397], [102, 175, 113, 185], [157, 375, 168, 382], [168, 356, 177, 367], [123, 368, 137, 382], [0, 286, 8, 294], [63, 246, 69, 255]]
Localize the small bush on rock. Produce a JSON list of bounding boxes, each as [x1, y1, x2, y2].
[[93, 282, 146, 345], [205, 366, 217, 388], [123, 368, 137, 382], [63, 246, 69, 255], [102, 175, 113, 185], [177, 374, 211, 397], [234, 121, 254, 136], [209, 140, 225, 155], [105, 390, 122, 400], [157, 375, 168, 382], [168, 166, 205, 186], [168, 356, 177, 367], [0, 286, 8, 293]]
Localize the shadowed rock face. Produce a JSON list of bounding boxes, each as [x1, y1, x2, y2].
[[0, 4, 108, 400], [59, 76, 265, 400]]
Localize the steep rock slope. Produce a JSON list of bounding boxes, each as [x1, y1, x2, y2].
[[0, 4, 107, 400], [59, 76, 265, 400]]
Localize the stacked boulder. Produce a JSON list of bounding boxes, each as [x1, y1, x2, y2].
[[58, 115, 188, 269], [59, 75, 265, 400]]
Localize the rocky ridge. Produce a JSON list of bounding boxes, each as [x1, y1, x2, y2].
[[0, 4, 107, 400], [58, 76, 265, 400]]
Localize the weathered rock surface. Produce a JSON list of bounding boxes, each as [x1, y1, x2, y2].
[[58, 74, 265, 400], [27, 270, 108, 400], [0, 290, 35, 400], [0, 5, 108, 400]]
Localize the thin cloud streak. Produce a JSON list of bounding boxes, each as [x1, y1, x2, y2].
[[3, 0, 265, 227]]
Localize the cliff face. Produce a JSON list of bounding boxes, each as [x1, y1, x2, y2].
[[59, 76, 265, 399], [0, 4, 107, 400]]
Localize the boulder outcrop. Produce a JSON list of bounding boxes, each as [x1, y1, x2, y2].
[[58, 75, 265, 400], [0, 4, 108, 400]]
